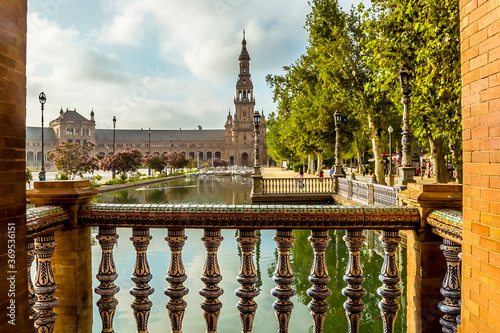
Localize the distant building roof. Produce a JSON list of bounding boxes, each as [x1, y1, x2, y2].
[[95, 129, 225, 142], [54, 110, 90, 122], [26, 127, 58, 140]]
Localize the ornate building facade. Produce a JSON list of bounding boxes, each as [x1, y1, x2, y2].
[[26, 35, 267, 168]]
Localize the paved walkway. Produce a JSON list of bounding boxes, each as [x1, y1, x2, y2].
[[262, 167, 439, 185]]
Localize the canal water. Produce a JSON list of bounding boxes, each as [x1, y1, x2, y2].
[[91, 176, 406, 332]]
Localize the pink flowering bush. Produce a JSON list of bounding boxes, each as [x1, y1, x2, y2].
[[48, 141, 99, 179], [101, 148, 143, 179], [143, 153, 168, 174]]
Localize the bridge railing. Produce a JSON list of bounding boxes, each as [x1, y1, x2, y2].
[[261, 177, 335, 194], [260, 176, 400, 207], [25, 202, 420, 333]]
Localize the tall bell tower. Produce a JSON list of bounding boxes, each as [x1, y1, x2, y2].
[[234, 29, 255, 122], [230, 30, 256, 166]]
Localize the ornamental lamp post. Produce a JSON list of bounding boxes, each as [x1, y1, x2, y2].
[[252, 110, 262, 194], [388, 125, 394, 186], [148, 127, 151, 175], [112, 116, 116, 179], [38, 92, 46, 181], [333, 110, 345, 177], [397, 65, 416, 189]]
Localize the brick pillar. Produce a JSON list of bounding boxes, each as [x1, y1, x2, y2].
[[0, 1, 32, 332], [27, 181, 98, 333], [399, 183, 462, 333], [460, 0, 500, 332]]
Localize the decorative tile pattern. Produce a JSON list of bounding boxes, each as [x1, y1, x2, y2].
[[26, 206, 70, 237], [427, 210, 463, 243], [78, 204, 420, 230]]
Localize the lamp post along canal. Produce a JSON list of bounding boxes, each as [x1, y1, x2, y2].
[[333, 110, 345, 191], [170, 135, 173, 152], [252, 111, 262, 194], [397, 66, 416, 189], [148, 128, 151, 176], [388, 125, 394, 186], [112, 116, 116, 179], [38, 92, 46, 181]]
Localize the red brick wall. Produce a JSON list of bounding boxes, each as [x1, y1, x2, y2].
[[0, 1, 32, 332], [460, 0, 500, 332]]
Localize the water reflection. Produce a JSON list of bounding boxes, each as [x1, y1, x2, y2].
[[91, 175, 406, 332], [92, 176, 253, 205]]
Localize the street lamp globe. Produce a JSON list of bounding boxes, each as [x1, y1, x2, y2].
[[399, 65, 411, 95], [39, 92, 46, 105], [38, 92, 47, 181], [334, 110, 343, 124], [253, 110, 261, 125]]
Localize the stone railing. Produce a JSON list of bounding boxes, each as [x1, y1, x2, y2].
[[260, 177, 335, 194], [257, 176, 399, 207], [25, 200, 420, 333], [399, 183, 463, 333], [427, 210, 463, 333], [23, 180, 463, 333], [339, 178, 399, 206]]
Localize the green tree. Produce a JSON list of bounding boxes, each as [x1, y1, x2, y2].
[[364, 0, 461, 183], [305, 0, 398, 184], [48, 141, 99, 179], [26, 168, 33, 189], [267, 0, 397, 184]]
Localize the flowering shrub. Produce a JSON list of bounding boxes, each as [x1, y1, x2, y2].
[[143, 153, 167, 174], [48, 141, 99, 179], [101, 148, 143, 179]]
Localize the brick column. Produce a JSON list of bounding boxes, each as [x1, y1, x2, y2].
[[0, 1, 32, 332], [27, 181, 98, 333], [460, 0, 500, 332], [399, 183, 462, 333]]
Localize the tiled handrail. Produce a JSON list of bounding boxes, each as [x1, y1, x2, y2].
[[77, 203, 420, 229], [427, 210, 463, 244], [26, 205, 69, 238]]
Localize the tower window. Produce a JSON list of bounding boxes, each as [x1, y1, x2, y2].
[[243, 66, 246, 73], [243, 80, 246, 84]]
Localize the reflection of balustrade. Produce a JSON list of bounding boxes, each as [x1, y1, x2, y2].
[[25, 203, 420, 333]]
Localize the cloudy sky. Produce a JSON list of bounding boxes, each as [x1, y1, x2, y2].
[[26, 0, 363, 131]]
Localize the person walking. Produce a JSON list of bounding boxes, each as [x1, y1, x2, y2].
[[295, 167, 304, 189], [330, 165, 334, 177], [319, 169, 324, 182]]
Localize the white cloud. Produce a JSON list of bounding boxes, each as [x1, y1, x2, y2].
[[96, 9, 145, 45], [26, 0, 360, 131]]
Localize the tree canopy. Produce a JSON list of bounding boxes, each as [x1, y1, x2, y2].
[[265, 0, 461, 183]]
